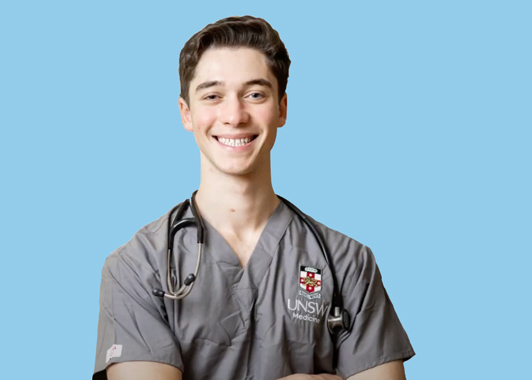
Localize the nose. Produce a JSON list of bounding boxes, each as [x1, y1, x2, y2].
[[219, 95, 249, 127]]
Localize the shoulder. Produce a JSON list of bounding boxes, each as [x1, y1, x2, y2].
[[101, 204, 180, 279], [292, 211, 379, 288], [280, 199, 376, 271], [309, 213, 375, 267]]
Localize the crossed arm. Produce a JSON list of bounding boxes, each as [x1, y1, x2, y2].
[[278, 360, 406, 380], [107, 360, 406, 380]]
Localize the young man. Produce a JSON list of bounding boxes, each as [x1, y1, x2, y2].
[[93, 16, 415, 380]]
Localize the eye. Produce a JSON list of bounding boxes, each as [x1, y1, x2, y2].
[[248, 92, 264, 100], [204, 94, 219, 101]]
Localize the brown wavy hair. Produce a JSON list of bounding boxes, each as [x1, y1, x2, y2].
[[179, 15, 291, 105]]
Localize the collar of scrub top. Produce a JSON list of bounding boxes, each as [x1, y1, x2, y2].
[[152, 191, 351, 337]]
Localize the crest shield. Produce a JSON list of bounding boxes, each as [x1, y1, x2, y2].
[[299, 266, 322, 293]]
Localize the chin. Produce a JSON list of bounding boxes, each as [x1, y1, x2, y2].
[[219, 167, 254, 176], [214, 162, 258, 176]]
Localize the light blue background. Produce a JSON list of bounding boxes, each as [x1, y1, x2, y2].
[[1, 1, 530, 379]]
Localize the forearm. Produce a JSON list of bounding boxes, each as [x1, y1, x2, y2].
[[277, 374, 343, 380]]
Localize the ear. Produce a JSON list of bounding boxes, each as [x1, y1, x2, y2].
[[278, 93, 288, 128], [178, 97, 193, 132]]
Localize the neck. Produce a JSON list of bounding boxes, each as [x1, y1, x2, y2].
[[194, 156, 279, 236]]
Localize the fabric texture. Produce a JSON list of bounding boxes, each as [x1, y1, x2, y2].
[[93, 198, 415, 379]]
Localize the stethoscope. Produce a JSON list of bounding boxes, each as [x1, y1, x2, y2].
[[152, 191, 350, 337]]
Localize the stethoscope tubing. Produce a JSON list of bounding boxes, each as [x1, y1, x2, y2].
[[153, 192, 350, 337]]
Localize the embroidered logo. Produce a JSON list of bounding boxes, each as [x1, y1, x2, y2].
[[299, 265, 322, 299]]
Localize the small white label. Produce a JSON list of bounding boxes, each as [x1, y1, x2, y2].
[[106, 344, 123, 363]]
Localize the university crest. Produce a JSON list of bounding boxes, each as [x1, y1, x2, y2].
[[299, 265, 322, 299]]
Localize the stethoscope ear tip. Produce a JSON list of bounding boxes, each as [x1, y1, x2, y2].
[[153, 288, 166, 298]]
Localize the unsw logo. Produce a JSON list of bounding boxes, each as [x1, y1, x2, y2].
[[286, 265, 326, 325], [299, 265, 322, 299]]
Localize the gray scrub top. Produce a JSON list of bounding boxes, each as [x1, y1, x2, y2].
[[93, 199, 415, 380]]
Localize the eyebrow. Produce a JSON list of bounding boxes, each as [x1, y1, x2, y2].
[[244, 79, 272, 88], [195, 80, 222, 93], [195, 78, 273, 93]]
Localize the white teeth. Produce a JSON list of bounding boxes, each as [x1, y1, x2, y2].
[[218, 137, 253, 147]]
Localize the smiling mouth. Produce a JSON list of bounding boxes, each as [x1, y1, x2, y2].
[[214, 135, 258, 147]]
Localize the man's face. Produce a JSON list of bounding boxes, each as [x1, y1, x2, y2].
[[179, 47, 287, 177]]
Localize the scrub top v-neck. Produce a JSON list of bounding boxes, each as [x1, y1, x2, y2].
[[93, 198, 415, 380], [199, 200, 294, 311]]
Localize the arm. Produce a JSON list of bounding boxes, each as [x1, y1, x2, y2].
[[107, 361, 182, 380], [277, 360, 405, 380], [334, 246, 415, 378], [348, 360, 405, 380], [93, 253, 184, 378], [278, 375, 342, 380]]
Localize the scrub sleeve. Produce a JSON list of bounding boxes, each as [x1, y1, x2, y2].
[[93, 251, 184, 380], [335, 246, 415, 378]]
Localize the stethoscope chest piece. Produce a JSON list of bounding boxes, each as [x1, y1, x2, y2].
[[327, 306, 351, 336]]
